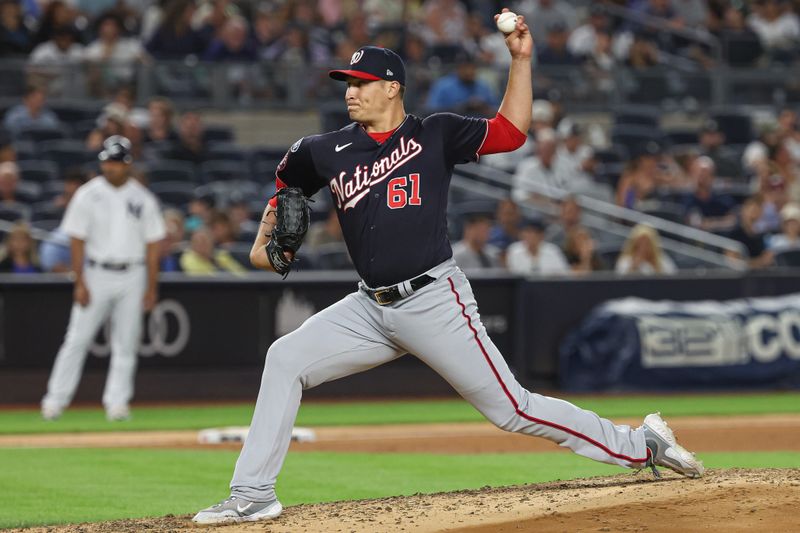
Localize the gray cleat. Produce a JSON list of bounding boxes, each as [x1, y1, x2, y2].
[[192, 495, 282, 525], [642, 412, 704, 479]]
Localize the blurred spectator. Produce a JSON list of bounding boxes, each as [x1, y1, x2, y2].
[[146, 0, 209, 59], [84, 12, 145, 92], [185, 193, 214, 232], [143, 97, 179, 144], [252, 6, 285, 59], [203, 15, 257, 61], [32, 0, 76, 47], [506, 217, 570, 275], [725, 195, 774, 268], [0, 161, 19, 204], [227, 195, 257, 239], [777, 108, 800, 165], [159, 208, 185, 272], [2, 85, 62, 138], [28, 24, 86, 96], [555, 122, 596, 183], [513, 128, 587, 201], [516, 0, 578, 43], [39, 229, 71, 272], [305, 207, 344, 250], [681, 156, 737, 232], [452, 212, 501, 269], [567, 5, 610, 58], [0, 222, 40, 273], [51, 169, 88, 212], [537, 22, 582, 65], [208, 210, 237, 249], [0, 132, 15, 163], [616, 142, 675, 209], [422, 0, 469, 47], [625, 31, 660, 69], [585, 34, 617, 94], [770, 139, 800, 204], [545, 195, 583, 245], [180, 226, 245, 274], [615, 224, 677, 275], [718, 6, 763, 66], [464, 12, 510, 66], [747, 0, 800, 61], [488, 198, 522, 254], [767, 202, 800, 251], [85, 103, 129, 151], [672, 0, 708, 29], [425, 54, 497, 116], [698, 119, 741, 178], [564, 226, 606, 274], [0, 0, 32, 56], [169, 111, 209, 165]]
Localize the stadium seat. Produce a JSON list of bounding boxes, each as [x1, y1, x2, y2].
[[17, 161, 59, 183], [614, 109, 660, 128], [710, 112, 755, 145], [640, 201, 686, 224], [199, 160, 250, 183], [774, 249, 800, 267], [596, 243, 622, 268], [149, 181, 196, 209], [17, 125, 68, 143], [0, 202, 31, 222], [50, 103, 103, 123], [665, 128, 699, 146], [146, 160, 197, 183], [15, 180, 42, 203], [31, 201, 64, 221], [207, 143, 248, 162], [203, 125, 234, 144], [611, 124, 664, 157], [31, 218, 61, 232], [39, 140, 95, 173], [226, 242, 255, 270]]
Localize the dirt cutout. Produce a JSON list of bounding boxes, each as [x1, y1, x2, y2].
[[11, 469, 800, 533]]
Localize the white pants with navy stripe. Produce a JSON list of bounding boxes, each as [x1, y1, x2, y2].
[[230, 258, 648, 502], [42, 265, 145, 411]]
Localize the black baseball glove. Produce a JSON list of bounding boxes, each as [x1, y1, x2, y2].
[[266, 187, 311, 277]]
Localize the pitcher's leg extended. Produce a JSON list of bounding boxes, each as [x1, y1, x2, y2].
[[194, 293, 403, 524], [400, 270, 649, 469]]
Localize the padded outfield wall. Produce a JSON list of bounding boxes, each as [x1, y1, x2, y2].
[[1, 271, 798, 403]]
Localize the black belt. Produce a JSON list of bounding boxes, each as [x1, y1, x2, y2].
[[363, 274, 436, 306], [87, 259, 140, 272]]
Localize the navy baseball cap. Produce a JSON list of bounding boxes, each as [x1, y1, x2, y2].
[[98, 135, 133, 164], [329, 46, 406, 86]]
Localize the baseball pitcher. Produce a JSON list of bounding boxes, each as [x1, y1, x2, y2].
[[194, 10, 703, 525]]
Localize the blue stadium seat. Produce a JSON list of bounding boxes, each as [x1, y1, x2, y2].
[[774, 249, 800, 267], [200, 160, 250, 183], [710, 112, 755, 145], [149, 181, 196, 209], [146, 160, 197, 183], [17, 161, 59, 183], [203, 125, 234, 144], [18, 125, 69, 143], [0, 202, 31, 222]]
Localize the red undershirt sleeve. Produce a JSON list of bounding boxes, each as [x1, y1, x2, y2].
[[477, 112, 528, 155], [268, 177, 287, 208]]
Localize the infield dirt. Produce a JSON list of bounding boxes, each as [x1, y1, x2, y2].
[[10, 469, 800, 532]]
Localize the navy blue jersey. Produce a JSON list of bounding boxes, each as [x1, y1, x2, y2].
[[276, 113, 488, 287]]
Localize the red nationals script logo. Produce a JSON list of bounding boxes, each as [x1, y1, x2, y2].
[[330, 136, 423, 210]]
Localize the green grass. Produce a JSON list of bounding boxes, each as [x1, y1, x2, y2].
[[2, 448, 798, 528], [2, 392, 799, 435]]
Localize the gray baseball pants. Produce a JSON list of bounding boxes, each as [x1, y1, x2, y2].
[[231, 259, 648, 502]]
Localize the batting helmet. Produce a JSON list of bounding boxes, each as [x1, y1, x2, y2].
[[98, 135, 133, 164]]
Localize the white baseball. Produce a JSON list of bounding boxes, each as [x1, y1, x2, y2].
[[496, 12, 518, 34]]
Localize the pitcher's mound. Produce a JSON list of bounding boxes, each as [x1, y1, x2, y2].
[[15, 469, 800, 532]]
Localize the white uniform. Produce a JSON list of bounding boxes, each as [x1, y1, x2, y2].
[[42, 176, 165, 415]]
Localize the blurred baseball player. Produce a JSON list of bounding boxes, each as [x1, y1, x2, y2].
[[41, 136, 166, 422], [194, 10, 703, 525]]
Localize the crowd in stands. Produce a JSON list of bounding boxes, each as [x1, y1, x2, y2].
[[1, 0, 800, 276], [0, 0, 798, 103]]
